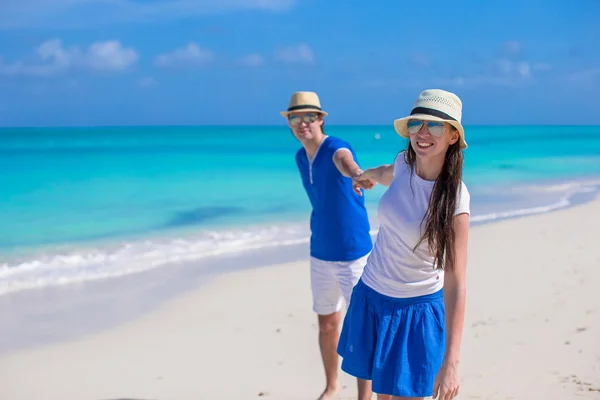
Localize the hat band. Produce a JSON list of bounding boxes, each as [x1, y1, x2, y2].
[[410, 107, 457, 121], [287, 104, 322, 112]]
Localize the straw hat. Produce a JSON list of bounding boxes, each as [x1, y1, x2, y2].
[[393, 89, 467, 149], [280, 91, 328, 118]]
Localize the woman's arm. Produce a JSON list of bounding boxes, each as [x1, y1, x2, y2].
[[434, 211, 470, 399], [359, 164, 395, 186], [444, 212, 469, 363]]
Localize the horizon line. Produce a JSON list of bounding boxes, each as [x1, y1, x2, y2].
[[2, 123, 600, 129]]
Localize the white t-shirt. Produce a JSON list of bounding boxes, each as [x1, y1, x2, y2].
[[360, 152, 470, 298]]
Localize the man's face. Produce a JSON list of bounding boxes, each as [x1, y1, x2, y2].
[[288, 112, 324, 142]]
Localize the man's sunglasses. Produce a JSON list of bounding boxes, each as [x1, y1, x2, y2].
[[289, 113, 319, 125]]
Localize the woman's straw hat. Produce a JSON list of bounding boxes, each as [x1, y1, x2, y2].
[[393, 89, 467, 149], [280, 91, 328, 118]]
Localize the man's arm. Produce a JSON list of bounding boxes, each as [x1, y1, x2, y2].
[[332, 148, 362, 179]]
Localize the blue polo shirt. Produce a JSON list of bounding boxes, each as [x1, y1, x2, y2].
[[296, 136, 373, 262]]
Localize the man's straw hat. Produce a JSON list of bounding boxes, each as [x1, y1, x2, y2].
[[280, 91, 328, 118]]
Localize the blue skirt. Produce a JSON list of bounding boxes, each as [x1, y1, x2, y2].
[[337, 279, 446, 398]]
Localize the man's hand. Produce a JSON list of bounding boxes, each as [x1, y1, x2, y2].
[[351, 169, 376, 195]]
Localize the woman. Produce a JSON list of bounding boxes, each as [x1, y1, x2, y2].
[[338, 89, 470, 400]]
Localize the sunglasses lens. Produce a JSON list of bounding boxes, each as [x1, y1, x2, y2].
[[407, 120, 423, 134], [305, 113, 317, 123], [427, 122, 445, 137], [289, 116, 300, 125]]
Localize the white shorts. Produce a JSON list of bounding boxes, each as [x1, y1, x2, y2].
[[310, 253, 369, 315]]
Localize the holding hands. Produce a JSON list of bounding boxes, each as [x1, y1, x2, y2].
[[351, 169, 377, 195]]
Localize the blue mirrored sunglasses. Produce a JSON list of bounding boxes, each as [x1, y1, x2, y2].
[[407, 119, 446, 137], [289, 113, 319, 125]]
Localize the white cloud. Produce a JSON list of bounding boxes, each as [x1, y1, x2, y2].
[[274, 44, 315, 64], [410, 53, 431, 68], [497, 58, 513, 74], [360, 45, 554, 90], [0, 0, 298, 28], [502, 40, 522, 57], [139, 76, 158, 87], [154, 43, 214, 68], [568, 67, 600, 84], [441, 65, 551, 88], [238, 53, 264, 67], [357, 77, 422, 90], [442, 49, 552, 87], [415, 42, 551, 88], [516, 62, 531, 78], [0, 39, 138, 78], [532, 63, 551, 72], [496, 58, 531, 78], [435, 75, 529, 87], [84, 41, 139, 71]]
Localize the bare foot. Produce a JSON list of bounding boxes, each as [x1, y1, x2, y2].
[[317, 387, 338, 400]]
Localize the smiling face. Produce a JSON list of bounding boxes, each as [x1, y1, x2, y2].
[[287, 111, 324, 143], [407, 119, 459, 159]]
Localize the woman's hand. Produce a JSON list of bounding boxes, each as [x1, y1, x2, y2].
[[433, 360, 460, 400], [351, 169, 377, 195]]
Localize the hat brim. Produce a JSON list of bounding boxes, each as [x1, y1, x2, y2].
[[280, 109, 328, 118], [393, 113, 467, 149]]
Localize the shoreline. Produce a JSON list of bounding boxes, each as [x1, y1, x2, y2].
[[0, 183, 599, 357], [1, 196, 599, 399]]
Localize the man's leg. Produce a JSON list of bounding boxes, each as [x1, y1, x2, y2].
[[317, 311, 341, 400], [310, 257, 345, 400], [336, 253, 373, 400]]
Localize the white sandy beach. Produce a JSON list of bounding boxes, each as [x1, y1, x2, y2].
[[1, 198, 600, 400]]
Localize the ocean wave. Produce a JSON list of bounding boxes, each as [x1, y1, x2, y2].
[[470, 198, 571, 222], [0, 225, 311, 296], [471, 178, 599, 222]]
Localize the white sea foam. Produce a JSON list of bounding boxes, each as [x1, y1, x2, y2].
[[471, 178, 599, 222], [0, 225, 311, 296]]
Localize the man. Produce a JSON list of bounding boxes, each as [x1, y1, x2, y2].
[[281, 91, 374, 400]]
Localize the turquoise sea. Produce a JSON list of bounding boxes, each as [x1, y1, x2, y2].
[[1, 125, 600, 296]]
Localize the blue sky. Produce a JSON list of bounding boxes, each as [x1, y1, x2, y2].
[[0, 0, 599, 127]]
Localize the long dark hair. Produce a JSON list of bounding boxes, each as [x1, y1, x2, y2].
[[406, 128, 464, 271]]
